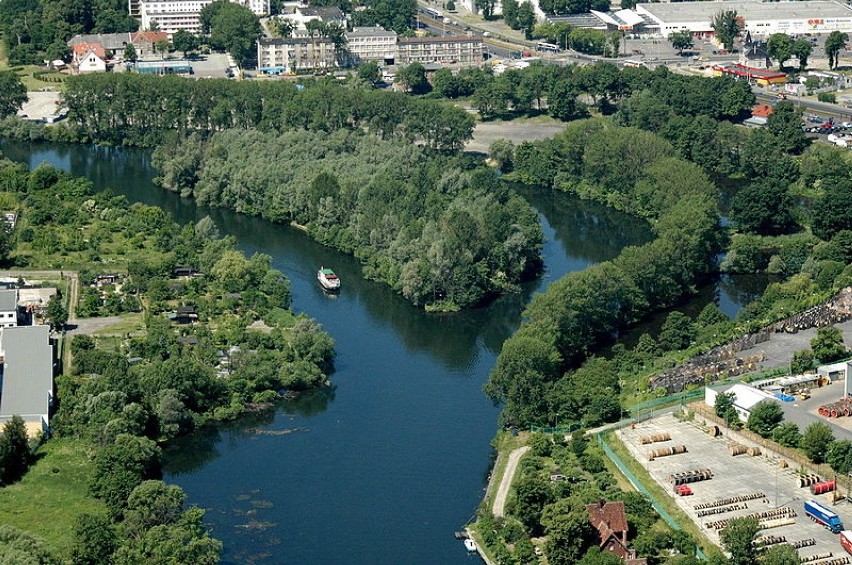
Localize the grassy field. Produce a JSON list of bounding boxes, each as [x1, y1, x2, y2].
[[0, 438, 106, 559], [0, 40, 66, 92]]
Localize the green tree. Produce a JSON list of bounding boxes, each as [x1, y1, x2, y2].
[[172, 30, 196, 56], [729, 179, 796, 236], [669, 30, 693, 55], [208, 2, 261, 67], [767, 33, 794, 69], [0, 525, 57, 564], [746, 400, 783, 437], [397, 62, 428, 94], [771, 422, 801, 448], [812, 180, 852, 241], [657, 311, 695, 351], [714, 391, 740, 427], [711, 10, 740, 51], [502, 0, 519, 28], [827, 439, 852, 475], [124, 43, 138, 63], [154, 39, 170, 59], [113, 506, 221, 564], [489, 139, 515, 173], [802, 421, 835, 464], [46, 294, 68, 330], [790, 349, 815, 374], [766, 100, 808, 153], [720, 517, 759, 565], [541, 501, 595, 565], [0, 71, 27, 119], [811, 326, 847, 363], [71, 513, 117, 565], [760, 543, 799, 565], [825, 31, 848, 70], [516, 1, 536, 39], [792, 38, 812, 70], [0, 415, 31, 484], [357, 61, 380, 85], [475, 0, 496, 19], [89, 434, 162, 515], [123, 480, 187, 538], [513, 472, 553, 533], [446, 0, 456, 10]]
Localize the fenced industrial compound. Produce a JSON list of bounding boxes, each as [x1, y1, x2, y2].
[[617, 413, 852, 559]]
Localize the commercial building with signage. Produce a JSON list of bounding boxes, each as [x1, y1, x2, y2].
[[635, 0, 852, 37]]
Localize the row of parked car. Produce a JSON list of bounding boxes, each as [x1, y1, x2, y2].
[[802, 118, 852, 134]]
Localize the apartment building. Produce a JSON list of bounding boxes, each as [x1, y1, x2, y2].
[[140, 0, 269, 35], [345, 26, 397, 65], [396, 35, 484, 66], [257, 32, 337, 74]]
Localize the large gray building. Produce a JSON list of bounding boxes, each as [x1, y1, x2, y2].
[[0, 325, 53, 436], [257, 33, 337, 75], [396, 36, 484, 66]]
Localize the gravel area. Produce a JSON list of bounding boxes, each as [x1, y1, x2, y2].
[[619, 414, 852, 558], [465, 119, 566, 154]]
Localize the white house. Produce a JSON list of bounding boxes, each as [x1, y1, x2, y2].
[[0, 290, 17, 328], [78, 49, 107, 73], [705, 383, 779, 423]]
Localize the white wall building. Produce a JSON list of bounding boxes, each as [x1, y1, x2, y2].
[[345, 26, 397, 65], [0, 290, 16, 328], [140, 0, 269, 36], [257, 33, 337, 74], [705, 383, 779, 423], [635, 0, 852, 38]]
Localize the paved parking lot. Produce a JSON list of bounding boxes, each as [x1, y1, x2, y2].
[[618, 414, 852, 559]]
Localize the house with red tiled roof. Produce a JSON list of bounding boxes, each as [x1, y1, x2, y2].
[[72, 43, 106, 73], [586, 500, 647, 565], [131, 31, 169, 58]]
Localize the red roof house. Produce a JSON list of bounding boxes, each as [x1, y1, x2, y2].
[[751, 105, 774, 118], [72, 42, 106, 61], [586, 500, 647, 564]]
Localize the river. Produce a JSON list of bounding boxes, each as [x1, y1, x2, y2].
[[0, 140, 767, 564]]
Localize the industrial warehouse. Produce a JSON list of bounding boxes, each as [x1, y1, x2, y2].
[[552, 0, 852, 38]]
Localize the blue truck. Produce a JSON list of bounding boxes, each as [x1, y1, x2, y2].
[[804, 499, 844, 533]]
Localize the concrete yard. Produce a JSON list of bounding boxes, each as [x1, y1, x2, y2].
[[618, 413, 852, 560]]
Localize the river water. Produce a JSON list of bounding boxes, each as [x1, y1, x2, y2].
[[0, 140, 766, 564]]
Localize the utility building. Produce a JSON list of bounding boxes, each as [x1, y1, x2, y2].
[[0, 325, 54, 437]]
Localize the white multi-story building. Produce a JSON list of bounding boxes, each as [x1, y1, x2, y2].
[[0, 290, 17, 328], [257, 32, 337, 74], [396, 35, 484, 66], [345, 26, 397, 65], [140, 0, 269, 36]]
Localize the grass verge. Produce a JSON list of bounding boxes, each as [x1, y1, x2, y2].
[[483, 430, 527, 509], [0, 437, 105, 559], [602, 429, 723, 559]]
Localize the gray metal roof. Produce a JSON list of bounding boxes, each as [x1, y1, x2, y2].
[[0, 289, 16, 312], [347, 26, 397, 38], [67, 33, 131, 51], [637, 1, 852, 24], [0, 325, 52, 424]]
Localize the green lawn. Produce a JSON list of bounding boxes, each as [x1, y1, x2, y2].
[[0, 438, 106, 559]]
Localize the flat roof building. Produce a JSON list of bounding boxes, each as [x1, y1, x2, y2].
[[635, 1, 852, 37], [257, 34, 337, 75], [396, 35, 484, 66], [140, 0, 269, 36], [0, 325, 53, 436], [346, 26, 397, 65], [0, 290, 17, 328]]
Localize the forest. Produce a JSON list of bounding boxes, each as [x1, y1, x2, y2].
[[0, 155, 336, 563], [61, 73, 475, 150], [151, 129, 543, 311], [0, 0, 137, 65]]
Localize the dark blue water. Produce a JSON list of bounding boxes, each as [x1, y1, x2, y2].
[[0, 140, 762, 564]]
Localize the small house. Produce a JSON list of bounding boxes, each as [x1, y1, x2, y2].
[[587, 500, 646, 563], [73, 43, 107, 73], [168, 305, 198, 324]]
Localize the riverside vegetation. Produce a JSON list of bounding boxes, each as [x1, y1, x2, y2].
[[0, 156, 335, 563]]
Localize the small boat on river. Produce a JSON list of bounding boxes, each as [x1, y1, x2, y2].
[[317, 267, 341, 291], [464, 539, 477, 553]]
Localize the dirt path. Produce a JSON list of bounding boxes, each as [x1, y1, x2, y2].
[[493, 445, 530, 518]]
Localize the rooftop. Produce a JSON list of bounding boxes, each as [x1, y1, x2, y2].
[[398, 35, 482, 45], [0, 289, 17, 312], [0, 325, 53, 429], [347, 26, 397, 38], [637, 0, 852, 24]]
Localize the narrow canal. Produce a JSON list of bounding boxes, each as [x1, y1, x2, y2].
[[0, 140, 765, 564]]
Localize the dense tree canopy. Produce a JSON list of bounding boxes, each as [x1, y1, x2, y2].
[[0, 72, 27, 120], [152, 129, 542, 311]]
